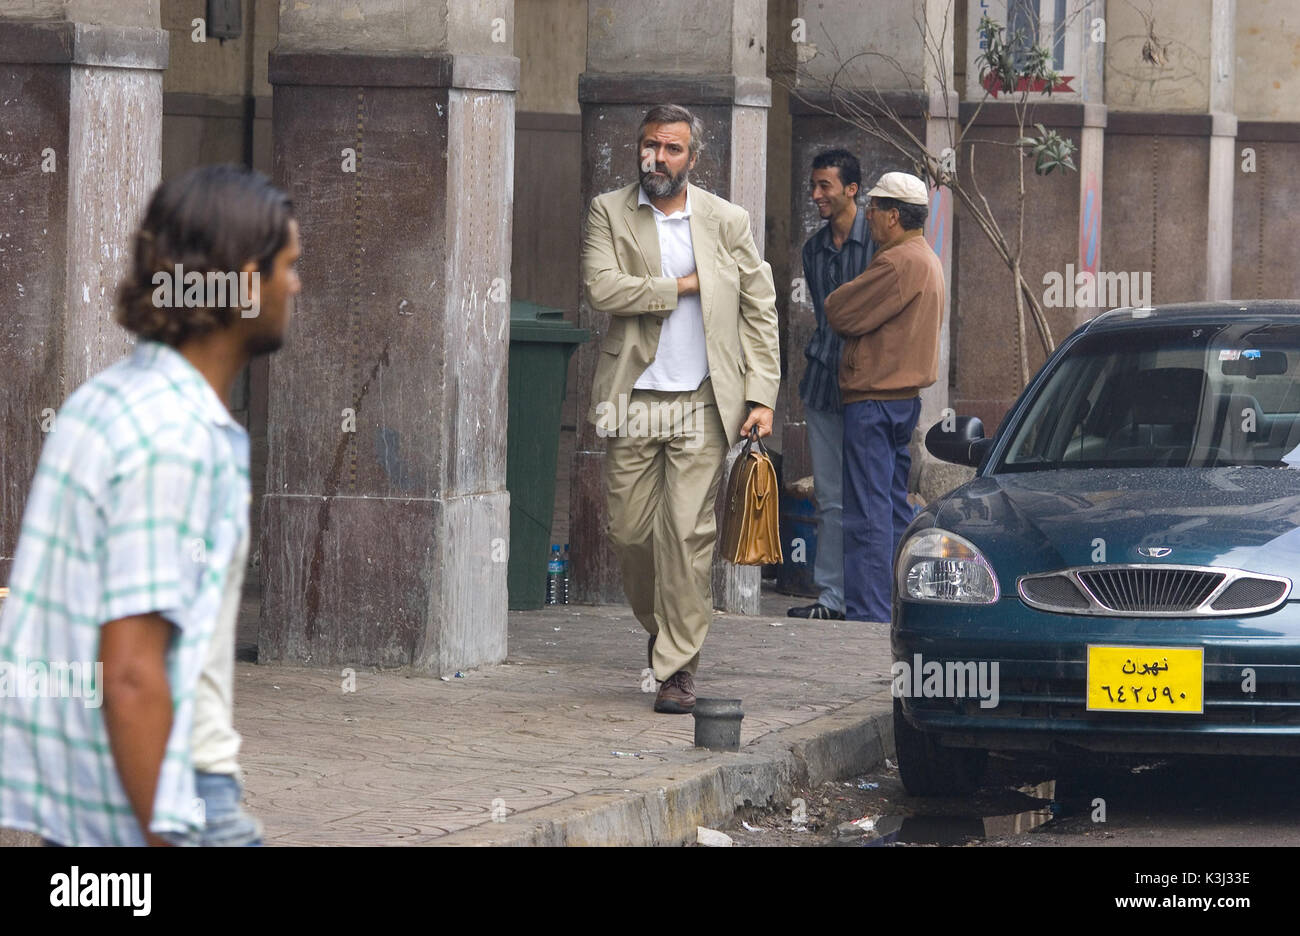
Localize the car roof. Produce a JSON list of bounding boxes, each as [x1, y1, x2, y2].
[[1082, 300, 1300, 333]]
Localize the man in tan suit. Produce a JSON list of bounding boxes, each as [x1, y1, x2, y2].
[[582, 104, 780, 714]]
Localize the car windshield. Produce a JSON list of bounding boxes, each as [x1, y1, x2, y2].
[[998, 321, 1300, 472]]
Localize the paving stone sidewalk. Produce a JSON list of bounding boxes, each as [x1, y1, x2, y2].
[[235, 588, 895, 845]]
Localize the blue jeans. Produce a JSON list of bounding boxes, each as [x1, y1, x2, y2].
[[842, 397, 921, 622], [195, 771, 263, 847], [804, 406, 845, 613]]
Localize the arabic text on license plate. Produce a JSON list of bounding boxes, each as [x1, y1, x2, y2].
[[1086, 645, 1203, 713]]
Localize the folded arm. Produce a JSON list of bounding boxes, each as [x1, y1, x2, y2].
[[824, 256, 908, 337], [581, 199, 680, 318]]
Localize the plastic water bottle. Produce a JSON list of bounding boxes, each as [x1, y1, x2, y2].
[[546, 545, 563, 605], [561, 543, 571, 605]]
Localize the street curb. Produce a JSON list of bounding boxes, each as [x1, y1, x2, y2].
[[433, 699, 894, 846]]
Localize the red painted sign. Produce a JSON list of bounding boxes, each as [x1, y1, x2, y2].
[[980, 74, 1075, 97]]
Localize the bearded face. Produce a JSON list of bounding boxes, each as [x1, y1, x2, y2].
[[640, 158, 689, 199], [637, 122, 695, 201]]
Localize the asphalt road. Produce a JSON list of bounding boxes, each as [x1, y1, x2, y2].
[[723, 752, 1300, 847]]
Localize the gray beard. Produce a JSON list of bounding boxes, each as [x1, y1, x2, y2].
[[640, 167, 688, 200]]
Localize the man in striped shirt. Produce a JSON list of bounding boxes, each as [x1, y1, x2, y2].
[[789, 150, 875, 621], [0, 166, 299, 846]]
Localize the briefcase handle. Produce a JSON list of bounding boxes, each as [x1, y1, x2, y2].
[[744, 424, 770, 459]]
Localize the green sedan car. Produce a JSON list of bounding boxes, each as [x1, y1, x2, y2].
[[896, 302, 1300, 795]]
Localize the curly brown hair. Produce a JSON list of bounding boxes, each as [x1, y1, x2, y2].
[[116, 165, 295, 347]]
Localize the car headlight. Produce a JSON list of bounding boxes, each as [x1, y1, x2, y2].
[[897, 529, 1000, 604]]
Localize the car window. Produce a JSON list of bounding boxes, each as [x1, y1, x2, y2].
[[998, 322, 1300, 471]]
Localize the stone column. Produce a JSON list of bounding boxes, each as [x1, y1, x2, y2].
[[259, 0, 517, 673], [1232, 0, 1300, 300], [1204, 0, 1236, 300], [777, 0, 955, 494], [1104, 0, 1235, 309], [1075, 0, 1107, 328], [570, 0, 770, 613], [0, 1, 166, 582]]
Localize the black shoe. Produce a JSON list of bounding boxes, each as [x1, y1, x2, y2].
[[787, 603, 845, 620]]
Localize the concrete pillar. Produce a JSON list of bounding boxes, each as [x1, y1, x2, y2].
[[765, 0, 796, 466], [1205, 0, 1236, 300], [1232, 0, 1300, 300], [259, 0, 517, 673], [776, 0, 954, 489], [570, 0, 770, 613], [0, 0, 166, 582], [1075, 0, 1107, 328], [1104, 0, 1234, 309]]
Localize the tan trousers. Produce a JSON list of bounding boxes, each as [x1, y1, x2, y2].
[[604, 378, 729, 680]]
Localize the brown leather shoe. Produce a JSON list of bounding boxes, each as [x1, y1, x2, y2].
[[654, 670, 696, 714]]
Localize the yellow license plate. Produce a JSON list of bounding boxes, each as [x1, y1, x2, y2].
[[1086, 646, 1204, 713]]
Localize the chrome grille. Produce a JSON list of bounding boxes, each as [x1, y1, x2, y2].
[[1019, 574, 1089, 610], [1019, 565, 1291, 617], [1077, 568, 1222, 613], [1211, 577, 1289, 611]]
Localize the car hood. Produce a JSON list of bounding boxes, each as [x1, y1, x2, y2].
[[931, 468, 1300, 581]]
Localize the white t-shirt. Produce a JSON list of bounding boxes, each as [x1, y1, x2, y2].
[[633, 187, 710, 391], [190, 529, 249, 775]]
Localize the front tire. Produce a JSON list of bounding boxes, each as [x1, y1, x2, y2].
[[893, 697, 988, 796]]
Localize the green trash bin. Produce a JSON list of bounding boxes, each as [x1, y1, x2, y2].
[[507, 301, 590, 610]]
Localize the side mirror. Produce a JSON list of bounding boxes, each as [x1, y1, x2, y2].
[[926, 416, 991, 468]]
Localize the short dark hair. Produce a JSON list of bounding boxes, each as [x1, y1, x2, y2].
[[637, 104, 705, 158], [811, 148, 861, 190], [116, 165, 295, 348], [873, 196, 929, 231]]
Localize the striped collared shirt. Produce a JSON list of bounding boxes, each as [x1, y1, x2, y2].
[[797, 204, 874, 412], [0, 341, 249, 846]]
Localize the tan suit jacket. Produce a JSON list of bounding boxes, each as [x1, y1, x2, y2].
[[581, 182, 781, 440]]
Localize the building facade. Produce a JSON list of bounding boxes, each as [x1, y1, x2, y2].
[[1, 0, 1294, 669]]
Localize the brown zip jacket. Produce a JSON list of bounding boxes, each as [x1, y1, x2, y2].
[[824, 228, 945, 403]]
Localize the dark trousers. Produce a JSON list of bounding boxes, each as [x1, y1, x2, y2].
[[842, 397, 921, 622]]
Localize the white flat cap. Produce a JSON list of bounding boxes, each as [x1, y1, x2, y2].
[[865, 171, 930, 205]]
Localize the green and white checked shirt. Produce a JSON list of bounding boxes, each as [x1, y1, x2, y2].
[[0, 341, 250, 846]]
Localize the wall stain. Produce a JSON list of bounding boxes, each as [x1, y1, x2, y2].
[[304, 339, 391, 641]]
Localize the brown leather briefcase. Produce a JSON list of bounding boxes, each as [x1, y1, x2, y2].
[[720, 427, 783, 565]]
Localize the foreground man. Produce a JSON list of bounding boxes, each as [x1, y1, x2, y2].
[[583, 104, 781, 713], [825, 172, 944, 624], [0, 166, 300, 845]]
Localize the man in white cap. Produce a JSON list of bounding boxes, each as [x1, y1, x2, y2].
[[824, 171, 945, 623]]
